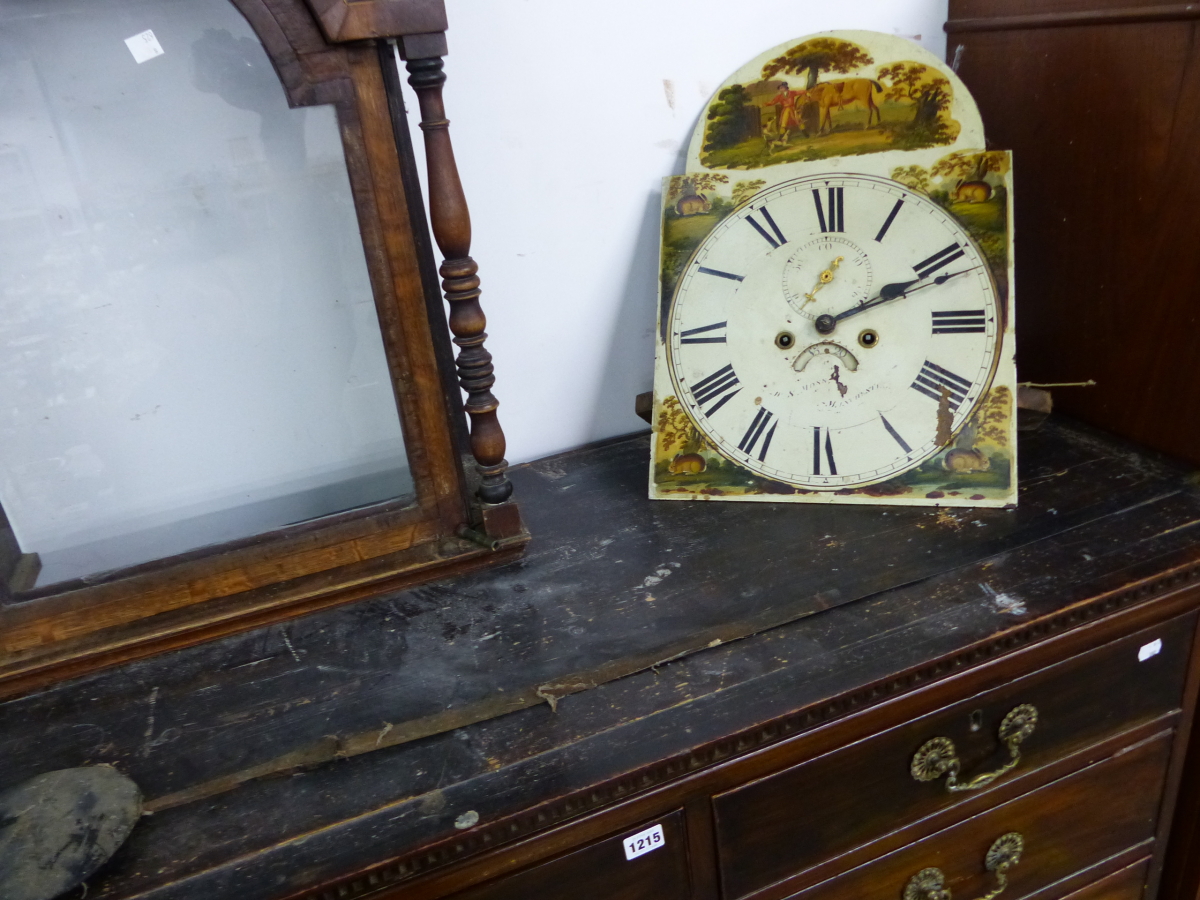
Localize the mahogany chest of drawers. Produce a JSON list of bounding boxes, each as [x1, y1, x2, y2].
[[381, 609, 1200, 900]]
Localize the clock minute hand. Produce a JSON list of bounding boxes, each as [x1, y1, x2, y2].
[[814, 268, 978, 335], [898, 266, 978, 299]]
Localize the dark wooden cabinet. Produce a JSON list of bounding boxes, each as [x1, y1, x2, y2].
[[450, 810, 691, 900], [713, 616, 1195, 900], [795, 732, 1171, 900], [5, 421, 1200, 900], [369, 607, 1200, 900], [1065, 861, 1156, 900]]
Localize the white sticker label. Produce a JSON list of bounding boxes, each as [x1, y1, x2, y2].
[[125, 29, 165, 64], [623, 823, 665, 861], [1139, 638, 1163, 662]]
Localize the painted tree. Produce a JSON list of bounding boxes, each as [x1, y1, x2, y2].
[[931, 150, 1009, 185], [731, 179, 766, 206], [666, 173, 729, 206], [878, 62, 952, 126], [761, 38, 872, 135], [891, 165, 932, 195], [704, 84, 755, 151], [656, 396, 709, 456], [971, 385, 1011, 447], [761, 38, 873, 89]]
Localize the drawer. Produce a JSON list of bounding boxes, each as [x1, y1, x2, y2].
[[449, 809, 690, 900], [1050, 857, 1150, 900], [715, 614, 1193, 900], [790, 730, 1171, 900]]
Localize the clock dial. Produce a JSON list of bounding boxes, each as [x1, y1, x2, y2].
[[666, 174, 1001, 490], [782, 235, 873, 320]]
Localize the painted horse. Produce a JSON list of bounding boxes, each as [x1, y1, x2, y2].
[[803, 78, 884, 133]]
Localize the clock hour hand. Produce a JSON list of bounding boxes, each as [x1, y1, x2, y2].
[[815, 279, 914, 334], [814, 268, 978, 335]]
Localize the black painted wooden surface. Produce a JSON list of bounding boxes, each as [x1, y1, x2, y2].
[[712, 615, 1195, 900], [1, 418, 1199, 898]]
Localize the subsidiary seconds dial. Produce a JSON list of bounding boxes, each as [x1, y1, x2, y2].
[[666, 173, 1002, 490]]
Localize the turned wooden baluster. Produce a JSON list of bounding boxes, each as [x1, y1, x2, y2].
[[403, 49, 512, 505]]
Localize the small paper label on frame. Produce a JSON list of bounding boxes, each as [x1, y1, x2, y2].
[[125, 29, 165, 64], [1138, 638, 1163, 662], [623, 823, 665, 861]]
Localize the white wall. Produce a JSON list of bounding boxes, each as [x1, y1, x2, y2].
[[402, 0, 950, 465], [0, 0, 948, 580]]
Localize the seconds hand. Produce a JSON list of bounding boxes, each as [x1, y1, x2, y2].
[[814, 267, 980, 335]]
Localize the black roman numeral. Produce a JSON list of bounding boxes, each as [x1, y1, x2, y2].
[[679, 321, 727, 344], [880, 414, 912, 454], [911, 360, 973, 411], [738, 407, 777, 461], [874, 198, 904, 242], [812, 427, 837, 475], [690, 364, 741, 417], [697, 266, 745, 282], [932, 309, 987, 334], [745, 206, 787, 248], [913, 243, 966, 279], [812, 187, 844, 233]]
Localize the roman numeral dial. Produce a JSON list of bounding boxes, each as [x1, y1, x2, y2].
[[678, 322, 727, 344], [663, 172, 1004, 493], [688, 364, 741, 417], [911, 360, 973, 411], [739, 408, 777, 461], [913, 243, 966, 279], [746, 206, 787, 249], [932, 310, 987, 334], [812, 427, 837, 475], [813, 187, 845, 233]]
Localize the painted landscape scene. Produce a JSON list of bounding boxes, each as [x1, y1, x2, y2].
[[699, 37, 961, 169]]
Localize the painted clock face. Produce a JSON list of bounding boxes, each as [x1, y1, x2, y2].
[[666, 173, 1002, 490]]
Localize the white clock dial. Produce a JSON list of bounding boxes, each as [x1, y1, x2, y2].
[[666, 174, 1002, 490]]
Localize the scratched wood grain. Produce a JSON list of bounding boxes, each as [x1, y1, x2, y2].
[[0, 420, 1191, 801], [1, 419, 1199, 897]]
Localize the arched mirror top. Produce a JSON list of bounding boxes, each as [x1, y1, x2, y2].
[[0, 0, 523, 698]]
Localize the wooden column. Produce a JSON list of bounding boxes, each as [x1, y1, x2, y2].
[[399, 34, 513, 508]]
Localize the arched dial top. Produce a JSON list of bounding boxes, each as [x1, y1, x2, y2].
[[666, 174, 1001, 490]]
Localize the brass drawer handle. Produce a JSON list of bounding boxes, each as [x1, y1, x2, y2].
[[911, 704, 1038, 792], [903, 833, 1025, 900]]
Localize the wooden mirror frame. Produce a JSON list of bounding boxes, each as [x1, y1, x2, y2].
[[0, 0, 526, 698]]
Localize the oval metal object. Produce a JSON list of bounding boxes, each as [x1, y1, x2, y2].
[[998, 704, 1038, 744], [985, 832, 1025, 872], [0, 766, 142, 900], [911, 735, 958, 782]]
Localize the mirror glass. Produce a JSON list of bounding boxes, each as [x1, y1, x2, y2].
[[0, 0, 415, 590]]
